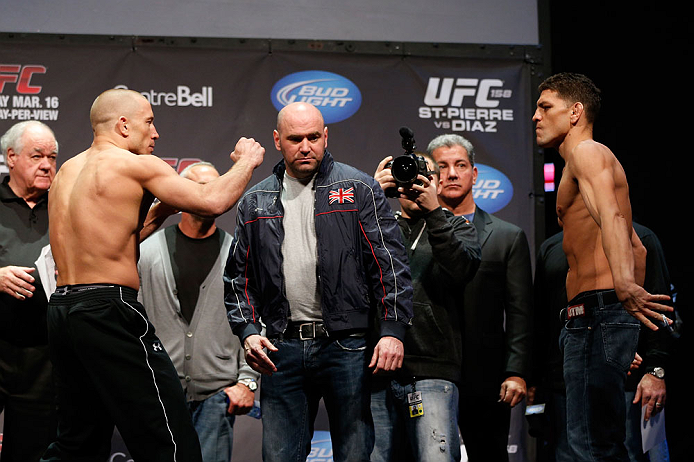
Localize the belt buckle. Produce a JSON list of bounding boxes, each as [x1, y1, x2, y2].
[[567, 303, 586, 320], [299, 322, 315, 340]]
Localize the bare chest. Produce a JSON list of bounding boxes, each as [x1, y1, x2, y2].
[[555, 170, 582, 225]]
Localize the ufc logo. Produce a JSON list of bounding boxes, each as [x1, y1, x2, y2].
[[162, 158, 202, 174], [0, 64, 47, 94], [423, 77, 503, 108]]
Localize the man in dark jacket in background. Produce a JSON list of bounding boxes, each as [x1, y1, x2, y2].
[[370, 152, 481, 461], [429, 133, 533, 462], [224, 102, 413, 462]]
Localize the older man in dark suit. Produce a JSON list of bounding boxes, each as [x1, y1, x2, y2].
[[429, 134, 533, 462]]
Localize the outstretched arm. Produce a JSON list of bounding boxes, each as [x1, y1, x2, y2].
[[139, 137, 265, 218]]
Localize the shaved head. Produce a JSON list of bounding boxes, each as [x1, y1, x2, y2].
[[89, 89, 149, 132], [273, 102, 327, 179], [88, 88, 158, 154], [276, 102, 325, 134], [181, 161, 219, 182]]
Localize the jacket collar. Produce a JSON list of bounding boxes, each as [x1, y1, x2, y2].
[[272, 150, 334, 184], [472, 205, 493, 248]]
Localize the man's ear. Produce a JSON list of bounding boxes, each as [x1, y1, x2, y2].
[[273, 129, 281, 151], [5, 147, 17, 168], [570, 102, 584, 124], [117, 116, 129, 137]]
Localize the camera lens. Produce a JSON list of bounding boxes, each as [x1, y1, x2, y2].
[[391, 156, 419, 183]]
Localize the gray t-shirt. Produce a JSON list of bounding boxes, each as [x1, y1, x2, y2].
[[281, 173, 322, 322]]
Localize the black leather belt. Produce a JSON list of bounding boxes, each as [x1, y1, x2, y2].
[[281, 322, 329, 340], [560, 289, 620, 322]]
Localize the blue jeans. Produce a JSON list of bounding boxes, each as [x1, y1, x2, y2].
[[551, 390, 671, 462], [560, 291, 640, 462], [188, 391, 236, 462], [260, 335, 373, 462], [549, 390, 574, 462], [370, 378, 460, 462]]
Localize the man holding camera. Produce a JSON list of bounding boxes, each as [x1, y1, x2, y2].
[[370, 151, 481, 461], [429, 134, 533, 462]]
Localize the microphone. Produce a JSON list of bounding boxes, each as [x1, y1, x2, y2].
[[399, 126, 414, 140], [399, 126, 415, 153]]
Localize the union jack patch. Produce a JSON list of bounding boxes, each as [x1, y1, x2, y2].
[[329, 187, 355, 204]]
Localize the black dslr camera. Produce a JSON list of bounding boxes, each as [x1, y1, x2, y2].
[[384, 127, 430, 198]]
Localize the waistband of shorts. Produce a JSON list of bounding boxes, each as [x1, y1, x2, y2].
[[560, 289, 620, 322], [50, 284, 138, 303]]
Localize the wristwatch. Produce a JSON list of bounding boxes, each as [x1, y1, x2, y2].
[[238, 378, 258, 391], [647, 367, 665, 379]]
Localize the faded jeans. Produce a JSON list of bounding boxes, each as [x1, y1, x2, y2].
[[189, 391, 236, 462], [370, 378, 460, 462]]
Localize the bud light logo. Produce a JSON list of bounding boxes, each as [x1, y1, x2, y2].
[[473, 164, 513, 213], [271, 71, 361, 124], [308, 430, 333, 461]]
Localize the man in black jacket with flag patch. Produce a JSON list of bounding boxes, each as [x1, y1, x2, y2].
[[224, 102, 413, 462]]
